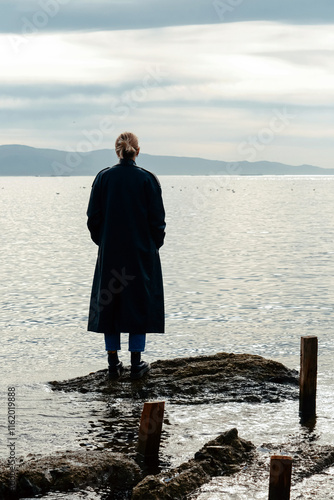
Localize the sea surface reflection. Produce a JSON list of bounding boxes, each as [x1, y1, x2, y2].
[[1, 175, 333, 498]]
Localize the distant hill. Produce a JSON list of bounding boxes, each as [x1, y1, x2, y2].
[[0, 144, 333, 176]]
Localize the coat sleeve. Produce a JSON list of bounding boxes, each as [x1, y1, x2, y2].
[[87, 174, 103, 245], [146, 174, 166, 249]]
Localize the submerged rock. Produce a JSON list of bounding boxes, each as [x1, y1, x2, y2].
[[132, 428, 255, 500], [188, 437, 334, 499], [50, 352, 299, 404], [0, 429, 254, 500]]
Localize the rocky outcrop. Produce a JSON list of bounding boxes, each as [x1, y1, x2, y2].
[[0, 429, 254, 500], [0, 449, 142, 499], [50, 352, 299, 404], [0, 353, 300, 499], [0, 449, 141, 499], [132, 428, 254, 500]]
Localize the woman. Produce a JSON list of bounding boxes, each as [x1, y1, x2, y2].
[[87, 132, 166, 380]]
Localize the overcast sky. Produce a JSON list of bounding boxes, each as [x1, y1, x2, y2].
[[1, 0, 334, 167]]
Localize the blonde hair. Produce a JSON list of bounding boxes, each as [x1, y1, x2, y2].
[[115, 132, 139, 159]]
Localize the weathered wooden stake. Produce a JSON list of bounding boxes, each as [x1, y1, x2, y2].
[[268, 455, 292, 500], [137, 401, 165, 460], [299, 336, 318, 420]]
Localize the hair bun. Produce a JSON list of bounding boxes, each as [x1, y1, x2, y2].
[[115, 132, 139, 159], [122, 140, 135, 153]]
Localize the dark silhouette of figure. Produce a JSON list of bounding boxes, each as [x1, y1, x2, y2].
[[87, 132, 166, 379]]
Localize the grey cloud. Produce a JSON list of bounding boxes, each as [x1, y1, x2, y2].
[[2, 81, 334, 110], [0, 103, 93, 124], [1, 82, 331, 129], [0, 79, 177, 101], [0, 83, 130, 99], [1, 0, 334, 34]]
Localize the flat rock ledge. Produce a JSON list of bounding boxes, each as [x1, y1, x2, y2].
[[132, 427, 254, 500], [0, 428, 254, 500], [0, 449, 141, 499], [50, 352, 299, 404]]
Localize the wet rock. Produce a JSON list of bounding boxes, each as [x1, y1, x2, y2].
[[50, 352, 298, 404], [203, 434, 334, 499], [0, 450, 141, 499], [0, 429, 254, 500], [186, 435, 334, 499], [0, 353, 300, 499], [260, 440, 334, 482], [132, 428, 255, 500]]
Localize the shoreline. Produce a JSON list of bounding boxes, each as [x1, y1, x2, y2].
[[1, 352, 302, 499]]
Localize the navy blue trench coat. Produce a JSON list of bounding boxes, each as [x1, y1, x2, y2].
[[87, 158, 166, 334]]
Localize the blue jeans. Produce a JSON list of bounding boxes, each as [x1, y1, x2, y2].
[[104, 332, 146, 352]]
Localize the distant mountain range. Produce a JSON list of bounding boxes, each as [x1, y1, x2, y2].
[[0, 144, 333, 176]]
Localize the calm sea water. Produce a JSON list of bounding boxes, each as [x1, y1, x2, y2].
[[1, 175, 334, 498]]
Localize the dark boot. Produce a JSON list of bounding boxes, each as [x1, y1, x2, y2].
[[130, 352, 150, 380], [108, 351, 124, 380]]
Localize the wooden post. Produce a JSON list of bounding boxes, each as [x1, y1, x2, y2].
[[137, 401, 165, 461], [299, 336, 318, 420], [268, 455, 292, 500]]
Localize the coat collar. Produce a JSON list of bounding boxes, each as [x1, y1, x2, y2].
[[118, 158, 137, 166]]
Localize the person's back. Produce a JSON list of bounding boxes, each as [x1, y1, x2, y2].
[[96, 162, 164, 256], [87, 132, 166, 380]]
